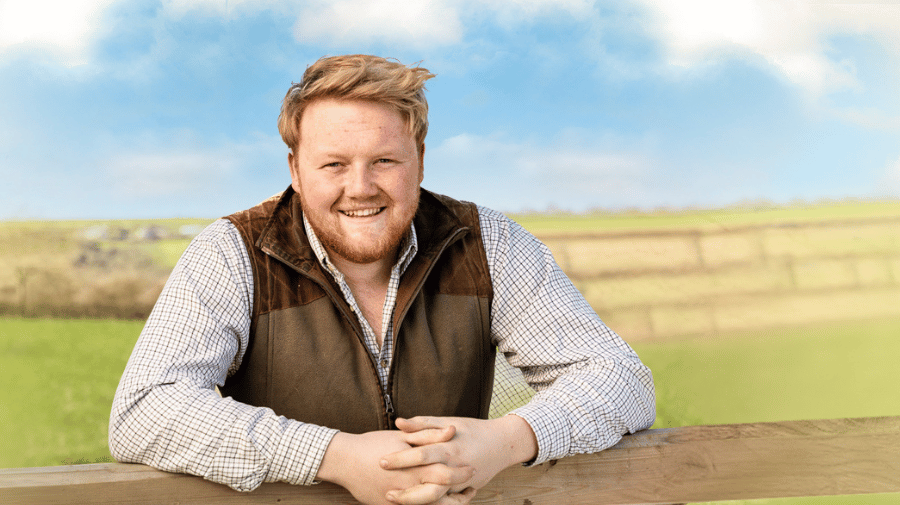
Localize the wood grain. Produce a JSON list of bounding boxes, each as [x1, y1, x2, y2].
[[2, 416, 898, 504]]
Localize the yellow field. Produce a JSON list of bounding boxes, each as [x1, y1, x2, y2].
[[516, 200, 900, 341], [4, 198, 900, 340]]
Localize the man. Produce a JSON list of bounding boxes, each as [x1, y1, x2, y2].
[[109, 54, 655, 505]]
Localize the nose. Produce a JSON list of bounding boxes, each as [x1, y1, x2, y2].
[[344, 163, 379, 199]]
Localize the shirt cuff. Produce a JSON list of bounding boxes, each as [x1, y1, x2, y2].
[[266, 423, 339, 486], [509, 400, 571, 466]]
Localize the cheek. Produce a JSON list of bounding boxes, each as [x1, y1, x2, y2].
[[396, 168, 422, 198], [299, 173, 342, 208]]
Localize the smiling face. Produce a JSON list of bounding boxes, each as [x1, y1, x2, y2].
[[289, 98, 424, 267]]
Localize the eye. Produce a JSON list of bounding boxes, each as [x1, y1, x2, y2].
[[376, 158, 395, 164]]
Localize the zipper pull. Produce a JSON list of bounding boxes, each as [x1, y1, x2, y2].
[[384, 393, 395, 414]]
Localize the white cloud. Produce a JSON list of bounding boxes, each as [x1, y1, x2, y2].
[[0, 0, 117, 65], [159, 0, 292, 19], [293, 0, 464, 48], [102, 131, 283, 199], [427, 132, 657, 210], [637, 0, 900, 96], [0, 0, 594, 66], [881, 154, 900, 195], [830, 106, 900, 131], [106, 150, 233, 197], [292, 0, 593, 49]]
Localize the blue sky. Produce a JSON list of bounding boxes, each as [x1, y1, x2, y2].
[[1, 0, 899, 219]]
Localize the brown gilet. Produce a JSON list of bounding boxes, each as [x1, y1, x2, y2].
[[220, 187, 495, 433]]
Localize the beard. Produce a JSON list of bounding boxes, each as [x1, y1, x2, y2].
[[302, 191, 419, 265]]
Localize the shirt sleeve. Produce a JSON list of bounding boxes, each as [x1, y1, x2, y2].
[[108, 219, 338, 491], [478, 206, 656, 465]]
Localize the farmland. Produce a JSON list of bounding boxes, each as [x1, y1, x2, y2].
[[2, 314, 899, 504], [2, 199, 900, 504]]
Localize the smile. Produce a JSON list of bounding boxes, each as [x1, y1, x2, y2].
[[340, 207, 385, 217]]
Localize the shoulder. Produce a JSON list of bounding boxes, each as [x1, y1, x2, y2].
[[180, 219, 250, 267], [223, 186, 299, 246], [475, 205, 544, 249], [225, 191, 286, 227], [194, 218, 243, 242], [418, 189, 480, 226]]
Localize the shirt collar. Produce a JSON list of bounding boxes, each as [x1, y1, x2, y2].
[[302, 213, 419, 278]]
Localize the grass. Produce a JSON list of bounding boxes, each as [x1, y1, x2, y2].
[[0, 317, 144, 468], [2, 315, 899, 503], [633, 317, 900, 429]]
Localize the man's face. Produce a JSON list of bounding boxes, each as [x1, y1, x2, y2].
[[289, 98, 424, 266]]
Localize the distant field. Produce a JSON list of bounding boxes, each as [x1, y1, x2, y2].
[[511, 198, 900, 234], [6, 198, 900, 322], [2, 315, 899, 503], [0, 219, 209, 319]]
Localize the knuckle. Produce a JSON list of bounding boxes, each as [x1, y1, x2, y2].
[[442, 446, 457, 460], [430, 466, 453, 486]]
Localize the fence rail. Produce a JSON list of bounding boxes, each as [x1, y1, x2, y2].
[[3, 416, 899, 504]]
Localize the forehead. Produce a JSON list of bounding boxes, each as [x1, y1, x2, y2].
[[298, 99, 414, 151]]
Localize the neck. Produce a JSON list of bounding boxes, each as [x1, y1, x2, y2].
[[328, 250, 395, 287]]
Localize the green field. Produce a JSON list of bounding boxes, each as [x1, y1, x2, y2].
[[0, 318, 144, 468], [510, 198, 900, 234], [1, 316, 898, 503]]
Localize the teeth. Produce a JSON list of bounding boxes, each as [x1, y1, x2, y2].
[[342, 208, 382, 217]]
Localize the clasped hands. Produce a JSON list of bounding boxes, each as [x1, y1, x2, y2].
[[316, 415, 538, 505]]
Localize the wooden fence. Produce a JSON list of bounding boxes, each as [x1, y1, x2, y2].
[[3, 416, 899, 504]]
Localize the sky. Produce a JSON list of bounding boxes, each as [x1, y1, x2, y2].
[[1, 0, 899, 219]]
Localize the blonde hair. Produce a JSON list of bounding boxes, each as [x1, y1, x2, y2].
[[278, 54, 435, 153]]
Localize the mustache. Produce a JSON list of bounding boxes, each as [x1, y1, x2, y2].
[[334, 196, 390, 210]]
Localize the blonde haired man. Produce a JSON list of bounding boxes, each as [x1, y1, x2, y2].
[[111, 55, 655, 505]]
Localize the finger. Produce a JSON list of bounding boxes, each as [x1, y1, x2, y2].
[[400, 425, 456, 446], [439, 487, 476, 504], [385, 480, 475, 505], [396, 416, 447, 433], [381, 443, 453, 470], [423, 463, 475, 487], [385, 483, 449, 505]]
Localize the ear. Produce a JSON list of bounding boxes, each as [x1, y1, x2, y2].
[[418, 144, 425, 184], [288, 151, 302, 193]]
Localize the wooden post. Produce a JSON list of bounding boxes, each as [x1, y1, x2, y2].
[[2, 416, 899, 504]]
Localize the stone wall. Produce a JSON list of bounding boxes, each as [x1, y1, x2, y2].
[[539, 216, 900, 341]]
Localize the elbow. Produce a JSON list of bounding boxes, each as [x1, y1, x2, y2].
[[108, 387, 155, 464], [623, 360, 656, 433], [108, 403, 137, 463], [637, 365, 656, 431], [108, 427, 132, 463]]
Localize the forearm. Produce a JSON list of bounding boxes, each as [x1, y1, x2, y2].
[[489, 414, 538, 468], [109, 219, 338, 490], [478, 205, 656, 464], [110, 370, 338, 490], [314, 431, 355, 485], [510, 356, 655, 464]]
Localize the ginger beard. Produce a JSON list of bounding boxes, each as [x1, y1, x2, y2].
[[300, 189, 419, 265]]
